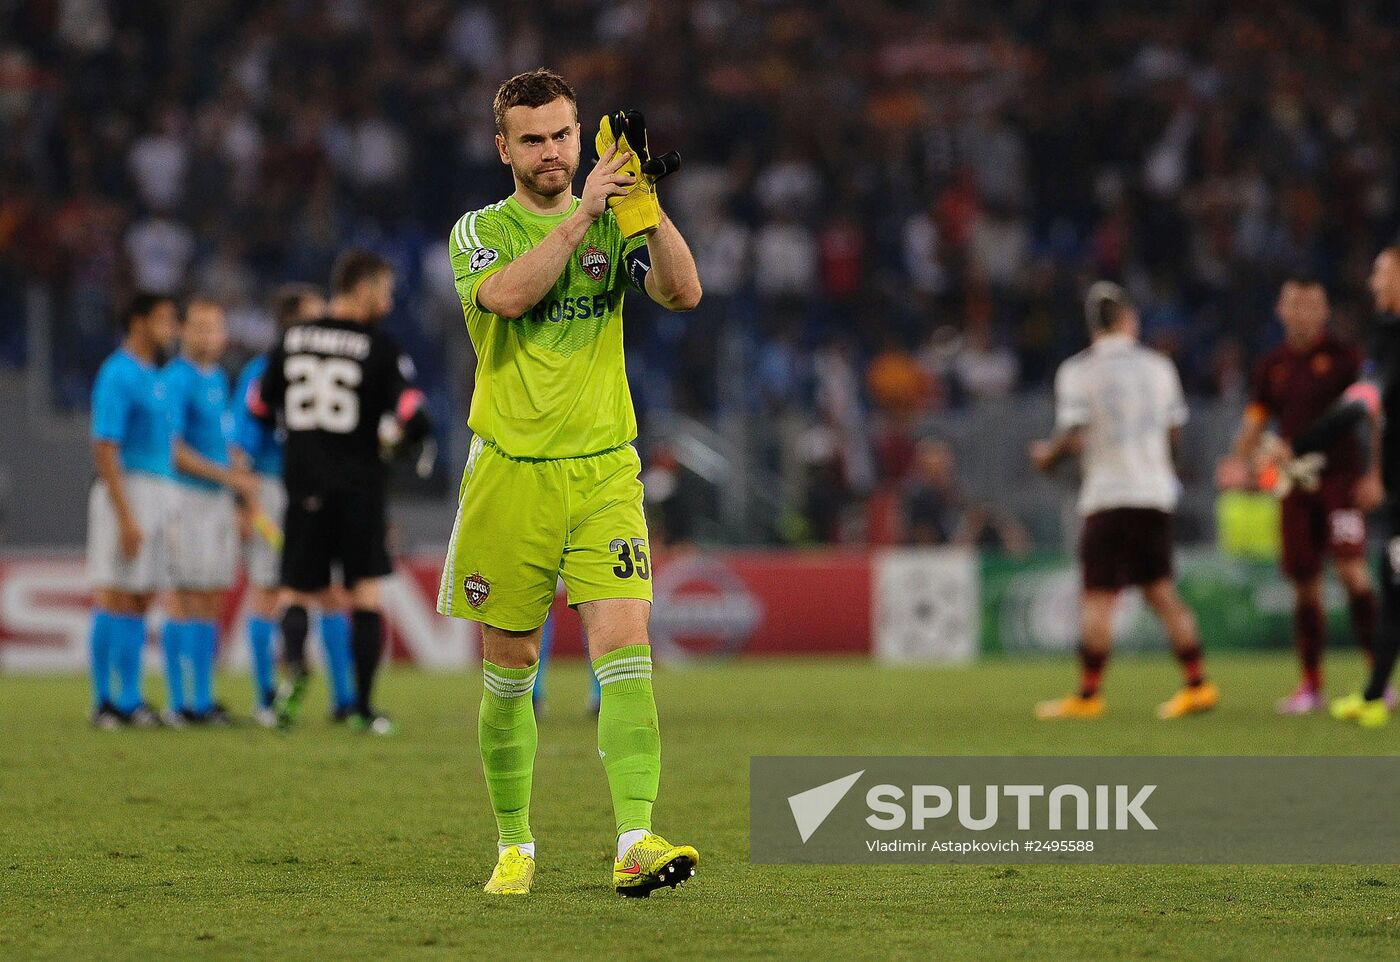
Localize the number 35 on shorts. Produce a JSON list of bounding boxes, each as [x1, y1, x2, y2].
[[609, 537, 651, 580]]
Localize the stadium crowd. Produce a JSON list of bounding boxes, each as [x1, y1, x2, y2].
[[4, 0, 1400, 543]]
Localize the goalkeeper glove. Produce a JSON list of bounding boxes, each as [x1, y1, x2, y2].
[[378, 390, 437, 478], [595, 109, 681, 238]]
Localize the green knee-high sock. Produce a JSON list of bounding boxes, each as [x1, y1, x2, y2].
[[479, 660, 539, 846], [593, 645, 660, 836]]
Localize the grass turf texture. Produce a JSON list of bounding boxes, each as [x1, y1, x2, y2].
[[2, 652, 1397, 961]]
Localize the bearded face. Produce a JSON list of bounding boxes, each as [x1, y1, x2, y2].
[[497, 97, 581, 200]]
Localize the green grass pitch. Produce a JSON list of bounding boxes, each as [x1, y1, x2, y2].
[[2, 652, 1397, 961]]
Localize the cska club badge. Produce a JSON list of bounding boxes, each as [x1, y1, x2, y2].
[[580, 245, 609, 281], [464, 572, 491, 608]]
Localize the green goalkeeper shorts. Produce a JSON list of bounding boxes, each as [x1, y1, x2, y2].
[[437, 437, 653, 631]]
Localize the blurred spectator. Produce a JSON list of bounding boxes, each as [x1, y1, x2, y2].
[[127, 108, 188, 213], [963, 111, 1027, 209], [959, 502, 1033, 556], [691, 202, 752, 299], [755, 148, 822, 218], [342, 105, 410, 192], [952, 317, 1019, 401], [755, 323, 802, 414], [967, 202, 1030, 291], [1209, 337, 1248, 402], [642, 445, 703, 548], [903, 440, 962, 546], [871, 412, 918, 490], [754, 212, 817, 303], [818, 212, 864, 304], [124, 214, 195, 296], [866, 336, 934, 417], [446, 4, 503, 74], [194, 237, 257, 310], [7, 0, 1400, 543], [11, 0, 1400, 412], [813, 338, 874, 492], [916, 325, 961, 402], [57, 0, 114, 53], [902, 439, 1031, 554], [902, 200, 947, 297], [798, 413, 850, 545]]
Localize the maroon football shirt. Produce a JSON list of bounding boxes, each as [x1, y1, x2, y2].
[[1248, 332, 1363, 477]]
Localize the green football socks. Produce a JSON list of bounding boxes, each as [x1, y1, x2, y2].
[[593, 645, 661, 836], [479, 660, 539, 846]]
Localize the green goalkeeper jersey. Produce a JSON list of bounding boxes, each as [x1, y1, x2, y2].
[[450, 196, 648, 460]]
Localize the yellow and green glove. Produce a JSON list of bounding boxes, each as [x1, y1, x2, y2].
[[595, 110, 681, 238]]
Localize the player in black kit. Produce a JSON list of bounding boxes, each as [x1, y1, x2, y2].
[[1332, 245, 1400, 727], [253, 249, 433, 734]]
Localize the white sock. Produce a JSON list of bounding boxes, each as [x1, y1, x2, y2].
[[617, 829, 648, 861], [501, 841, 536, 858]]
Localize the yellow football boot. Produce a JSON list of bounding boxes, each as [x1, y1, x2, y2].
[[1157, 681, 1220, 720], [613, 832, 698, 898], [1034, 694, 1105, 720], [483, 845, 534, 895], [1330, 692, 1391, 729]]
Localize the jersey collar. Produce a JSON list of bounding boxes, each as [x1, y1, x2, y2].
[[1092, 333, 1135, 352], [506, 194, 581, 223], [180, 354, 219, 376], [118, 346, 158, 370]]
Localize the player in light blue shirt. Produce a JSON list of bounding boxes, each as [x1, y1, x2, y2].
[[87, 293, 179, 728], [161, 298, 258, 726], [232, 284, 358, 723], [91, 350, 176, 478]]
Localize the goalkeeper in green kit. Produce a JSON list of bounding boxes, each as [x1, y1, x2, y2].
[[438, 69, 702, 897]]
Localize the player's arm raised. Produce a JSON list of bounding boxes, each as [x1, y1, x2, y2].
[[641, 210, 702, 312], [477, 145, 635, 320]]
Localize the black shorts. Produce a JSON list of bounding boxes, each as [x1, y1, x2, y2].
[[1080, 508, 1173, 592], [280, 486, 391, 592]]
